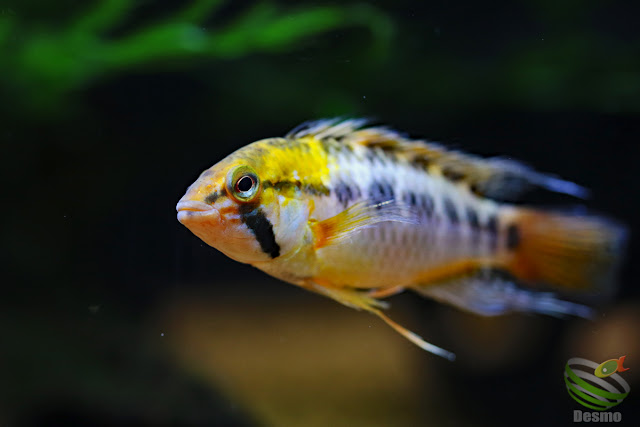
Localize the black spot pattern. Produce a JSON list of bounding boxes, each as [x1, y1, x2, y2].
[[466, 207, 480, 229], [402, 192, 434, 217], [410, 157, 431, 171], [506, 224, 520, 250], [204, 191, 222, 205], [334, 180, 360, 207], [486, 215, 498, 235], [402, 192, 417, 207], [368, 180, 395, 207], [420, 194, 435, 215], [443, 198, 459, 223], [418, 193, 435, 216], [442, 168, 465, 182], [485, 215, 499, 249], [365, 149, 379, 164]]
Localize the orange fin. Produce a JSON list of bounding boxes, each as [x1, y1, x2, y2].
[[310, 200, 417, 249], [306, 281, 455, 360], [368, 286, 405, 299], [505, 210, 627, 291]]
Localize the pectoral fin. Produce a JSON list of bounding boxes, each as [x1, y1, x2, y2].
[[305, 280, 455, 360], [310, 200, 417, 250]]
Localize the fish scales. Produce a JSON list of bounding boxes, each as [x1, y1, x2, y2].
[[311, 138, 503, 288], [177, 119, 626, 359]]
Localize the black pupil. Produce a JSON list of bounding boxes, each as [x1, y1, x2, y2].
[[237, 176, 254, 192]]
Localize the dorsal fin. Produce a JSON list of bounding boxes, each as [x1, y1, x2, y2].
[[286, 118, 370, 140], [287, 118, 589, 201]]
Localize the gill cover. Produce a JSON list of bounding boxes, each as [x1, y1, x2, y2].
[[209, 158, 311, 264]]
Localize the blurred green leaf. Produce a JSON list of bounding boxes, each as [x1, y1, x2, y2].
[[0, 0, 394, 115], [99, 23, 209, 67], [208, 3, 366, 57], [0, 12, 14, 48], [71, 0, 133, 35], [176, 0, 224, 24]]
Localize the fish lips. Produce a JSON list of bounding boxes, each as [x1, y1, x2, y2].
[[176, 200, 221, 224]]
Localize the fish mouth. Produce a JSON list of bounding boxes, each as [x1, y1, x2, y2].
[[176, 200, 220, 223], [176, 201, 213, 212]]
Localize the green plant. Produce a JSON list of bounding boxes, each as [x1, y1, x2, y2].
[[0, 0, 392, 114]]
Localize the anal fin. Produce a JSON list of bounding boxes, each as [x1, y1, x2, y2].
[[414, 274, 594, 318], [368, 285, 404, 299]]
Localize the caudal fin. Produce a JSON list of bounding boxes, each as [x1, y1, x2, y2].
[[505, 209, 627, 292]]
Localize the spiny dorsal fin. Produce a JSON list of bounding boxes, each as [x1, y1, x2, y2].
[[286, 118, 370, 140], [287, 118, 589, 201]]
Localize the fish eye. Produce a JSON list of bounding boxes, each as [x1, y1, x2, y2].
[[227, 166, 260, 202], [236, 175, 255, 193]]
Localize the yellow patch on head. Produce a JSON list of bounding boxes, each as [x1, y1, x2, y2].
[[240, 136, 335, 199]]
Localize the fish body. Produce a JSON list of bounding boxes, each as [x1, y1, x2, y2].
[[177, 119, 626, 359]]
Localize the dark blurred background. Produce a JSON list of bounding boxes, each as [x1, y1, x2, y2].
[[1, 0, 639, 426]]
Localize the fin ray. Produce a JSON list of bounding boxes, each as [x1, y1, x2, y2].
[[415, 275, 594, 318], [307, 281, 455, 360], [310, 199, 418, 249], [505, 210, 627, 292]]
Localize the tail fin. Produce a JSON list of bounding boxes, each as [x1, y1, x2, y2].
[[505, 209, 627, 292]]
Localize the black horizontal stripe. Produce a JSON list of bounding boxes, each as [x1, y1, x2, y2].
[[263, 180, 330, 196]]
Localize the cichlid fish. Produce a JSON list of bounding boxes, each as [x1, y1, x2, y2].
[[176, 119, 626, 360]]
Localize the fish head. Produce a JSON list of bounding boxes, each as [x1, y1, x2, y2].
[[177, 139, 311, 265]]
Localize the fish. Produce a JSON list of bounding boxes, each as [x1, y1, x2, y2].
[[176, 118, 626, 360], [594, 356, 629, 378]]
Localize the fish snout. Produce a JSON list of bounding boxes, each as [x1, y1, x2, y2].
[[176, 200, 221, 224]]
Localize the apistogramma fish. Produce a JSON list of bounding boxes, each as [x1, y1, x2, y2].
[[176, 119, 626, 360]]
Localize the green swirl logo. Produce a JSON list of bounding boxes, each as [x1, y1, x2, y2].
[[565, 357, 630, 411]]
